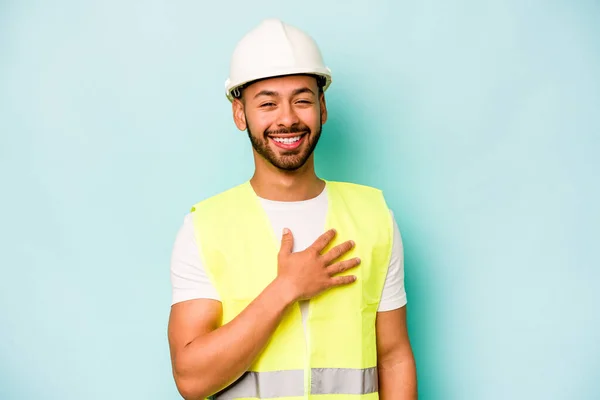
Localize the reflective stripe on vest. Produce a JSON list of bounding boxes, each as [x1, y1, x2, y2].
[[311, 367, 378, 395], [215, 367, 378, 399]]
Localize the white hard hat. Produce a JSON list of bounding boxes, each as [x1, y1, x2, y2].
[[225, 19, 332, 101]]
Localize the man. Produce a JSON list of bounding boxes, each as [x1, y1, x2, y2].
[[168, 18, 417, 400]]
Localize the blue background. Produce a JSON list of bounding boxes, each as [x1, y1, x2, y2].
[[1, 1, 599, 399]]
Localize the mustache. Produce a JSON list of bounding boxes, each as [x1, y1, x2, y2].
[[265, 124, 311, 137]]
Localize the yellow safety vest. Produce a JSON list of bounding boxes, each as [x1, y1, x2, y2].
[[191, 180, 393, 400]]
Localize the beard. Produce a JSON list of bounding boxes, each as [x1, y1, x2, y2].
[[246, 118, 322, 171]]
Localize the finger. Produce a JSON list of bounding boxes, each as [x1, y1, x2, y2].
[[322, 240, 355, 265], [328, 275, 357, 287], [279, 228, 294, 255], [309, 229, 337, 253], [327, 257, 361, 276]]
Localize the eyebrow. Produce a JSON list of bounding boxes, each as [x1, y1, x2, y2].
[[291, 87, 315, 96], [253, 87, 316, 99], [254, 90, 278, 99]]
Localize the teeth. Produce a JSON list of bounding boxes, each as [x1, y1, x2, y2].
[[273, 136, 301, 144]]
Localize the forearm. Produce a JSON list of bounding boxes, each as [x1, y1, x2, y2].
[[173, 278, 295, 399], [378, 354, 418, 400]]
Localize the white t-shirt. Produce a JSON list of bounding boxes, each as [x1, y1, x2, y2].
[[170, 187, 407, 325]]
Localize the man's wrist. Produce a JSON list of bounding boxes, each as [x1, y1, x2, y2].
[[269, 276, 298, 308]]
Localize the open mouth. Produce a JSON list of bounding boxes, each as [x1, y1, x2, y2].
[[268, 132, 308, 150]]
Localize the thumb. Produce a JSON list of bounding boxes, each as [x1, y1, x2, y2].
[[279, 228, 294, 254]]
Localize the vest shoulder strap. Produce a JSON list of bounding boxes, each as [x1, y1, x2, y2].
[[190, 180, 390, 229]]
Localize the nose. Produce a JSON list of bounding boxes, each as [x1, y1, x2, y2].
[[276, 102, 300, 128]]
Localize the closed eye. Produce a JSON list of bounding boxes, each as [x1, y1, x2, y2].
[[260, 102, 276, 108]]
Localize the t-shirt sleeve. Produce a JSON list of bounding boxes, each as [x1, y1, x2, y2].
[[377, 210, 408, 312], [170, 213, 221, 305]]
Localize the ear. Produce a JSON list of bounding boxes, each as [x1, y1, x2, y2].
[[232, 98, 247, 131], [320, 92, 328, 125]]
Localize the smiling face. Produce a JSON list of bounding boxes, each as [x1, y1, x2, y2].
[[232, 74, 328, 172]]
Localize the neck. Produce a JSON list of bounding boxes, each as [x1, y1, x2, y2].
[[250, 155, 325, 201]]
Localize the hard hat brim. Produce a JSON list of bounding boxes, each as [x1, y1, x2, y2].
[[225, 67, 332, 102]]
